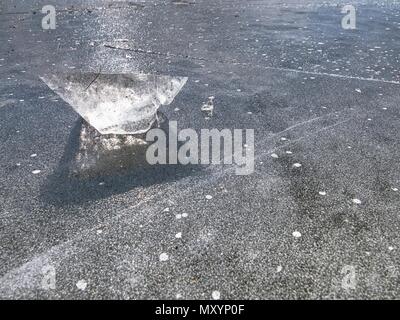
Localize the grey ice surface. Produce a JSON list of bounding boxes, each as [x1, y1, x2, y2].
[[0, 0, 400, 299]]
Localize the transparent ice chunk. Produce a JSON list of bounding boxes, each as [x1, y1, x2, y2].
[[40, 73, 188, 135]]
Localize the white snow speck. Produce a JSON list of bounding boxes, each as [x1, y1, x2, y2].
[[352, 198, 362, 205], [205, 195, 213, 200], [175, 232, 182, 239], [355, 89, 362, 93], [319, 191, 327, 196], [163, 207, 170, 212], [159, 253, 169, 262], [276, 265, 283, 273], [271, 153, 279, 159], [392, 188, 398, 192], [182, 213, 188, 218], [176, 293, 182, 299], [30, 154, 37, 158], [212, 290, 221, 300], [388, 246, 395, 251], [76, 280, 87, 291], [292, 231, 302, 238], [293, 163, 302, 168], [32, 170, 41, 175], [176, 214, 182, 219]]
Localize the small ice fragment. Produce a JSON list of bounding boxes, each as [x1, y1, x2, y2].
[[76, 280, 87, 291], [32, 170, 41, 174], [159, 253, 169, 262], [319, 191, 327, 196], [293, 163, 302, 168], [352, 198, 362, 205], [30, 154, 37, 158], [182, 213, 188, 218], [212, 291, 221, 300], [271, 153, 279, 159], [205, 195, 213, 200], [276, 265, 283, 273], [292, 231, 302, 238], [355, 89, 362, 93], [175, 232, 182, 239], [392, 188, 398, 192], [201, 96, 215, 117]]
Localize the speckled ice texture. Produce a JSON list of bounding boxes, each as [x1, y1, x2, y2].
[[0, 0, 400, 300]]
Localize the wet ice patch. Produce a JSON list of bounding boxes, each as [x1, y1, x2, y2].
[[40, 73, 188, 135]]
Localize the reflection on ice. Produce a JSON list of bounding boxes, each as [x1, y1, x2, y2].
[[40, 72, 188, 135]]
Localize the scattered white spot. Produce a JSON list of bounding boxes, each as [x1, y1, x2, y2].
[[285, 151, 293, 155], [176, 214, 182, 220], [212, 290, 221, 300], [280, 137, 287, 141], [182, 213, 188, 218], [388, 246, 395, 251], [319, 191, 327, 196], [205, 195, 213, 200], [16, 163, 21, 167], [276, 265, 283, 273], [99, 182, 105, 186], [293, 163, 302, 168], [271, 153, 279, 159], [175, 232, 182, 239], [352, 198, 362, 205], [392, 188, 398, 192], [163, 207, 170, 212], [159, 253, 169, 262], [292, 231, 302, 238], [176, 293, 182, 299], [30, 154, 37, 158], [76, 280, 87, 291], [32, 170, 41, 175], [355, 89, 362, 93], [96, 229, 103, 235]]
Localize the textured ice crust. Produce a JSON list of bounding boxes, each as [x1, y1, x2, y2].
[[40, 73, 188, 134]]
